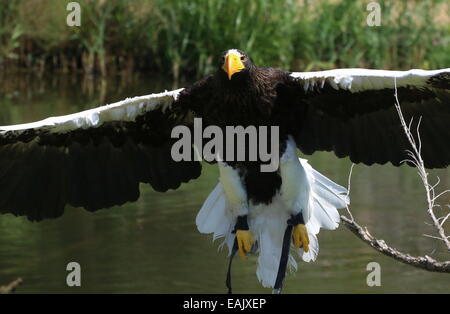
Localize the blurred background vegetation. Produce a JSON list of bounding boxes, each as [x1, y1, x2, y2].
[[0, 0, 449, 80]]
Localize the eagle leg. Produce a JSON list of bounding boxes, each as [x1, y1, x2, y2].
[[279, 136, 312, 253], [218, 161, 253, 260]]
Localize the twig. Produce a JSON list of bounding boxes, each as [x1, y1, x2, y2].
[[0, 278, 23, 294], [345, 163, 355, 222], [393, 78, 450, 251]]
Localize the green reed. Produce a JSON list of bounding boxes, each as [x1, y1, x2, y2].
[[0, 0, 448, 79]]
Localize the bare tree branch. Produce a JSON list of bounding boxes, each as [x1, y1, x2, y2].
[[393, 78, 450, 251], [341, 216, 450, 273], [0, 278, 23, 294]]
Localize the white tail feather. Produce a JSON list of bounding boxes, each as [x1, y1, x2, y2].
[[250, 196, 291, 287], [196, 183, 232, 242]]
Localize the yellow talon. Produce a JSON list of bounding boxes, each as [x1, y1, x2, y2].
[[292, 224, 310, 252], [236, 230, 253, 260]]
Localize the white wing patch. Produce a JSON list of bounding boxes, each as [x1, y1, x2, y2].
[[0, 88, 184, 134], [290, 68, 450, 93]]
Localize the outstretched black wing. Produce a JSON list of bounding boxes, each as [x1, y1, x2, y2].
[[0, 87, 204, 221], [282, 68, 450, 168]]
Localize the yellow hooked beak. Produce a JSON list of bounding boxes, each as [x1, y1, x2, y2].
[[222, 53, 245, 80]]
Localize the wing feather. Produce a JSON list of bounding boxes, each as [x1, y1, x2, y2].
[[285, 68, 450, 168], [0, 87, 204, 221]]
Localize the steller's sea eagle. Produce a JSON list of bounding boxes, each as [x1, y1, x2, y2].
[[0, 49, 449, 291]]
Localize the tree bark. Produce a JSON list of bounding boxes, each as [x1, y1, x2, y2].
[[341, 215, 450, 273], [0, 278, 23, 294]]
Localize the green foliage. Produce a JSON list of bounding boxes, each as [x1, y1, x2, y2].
[[0, 0, 448, 77], [0, 0, 22, 60], [292, 0, 450, 71], [150, 0, 297, 78], [16, 0, 69, 50]]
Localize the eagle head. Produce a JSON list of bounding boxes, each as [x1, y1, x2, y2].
[[220, 49, 253, 80]]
